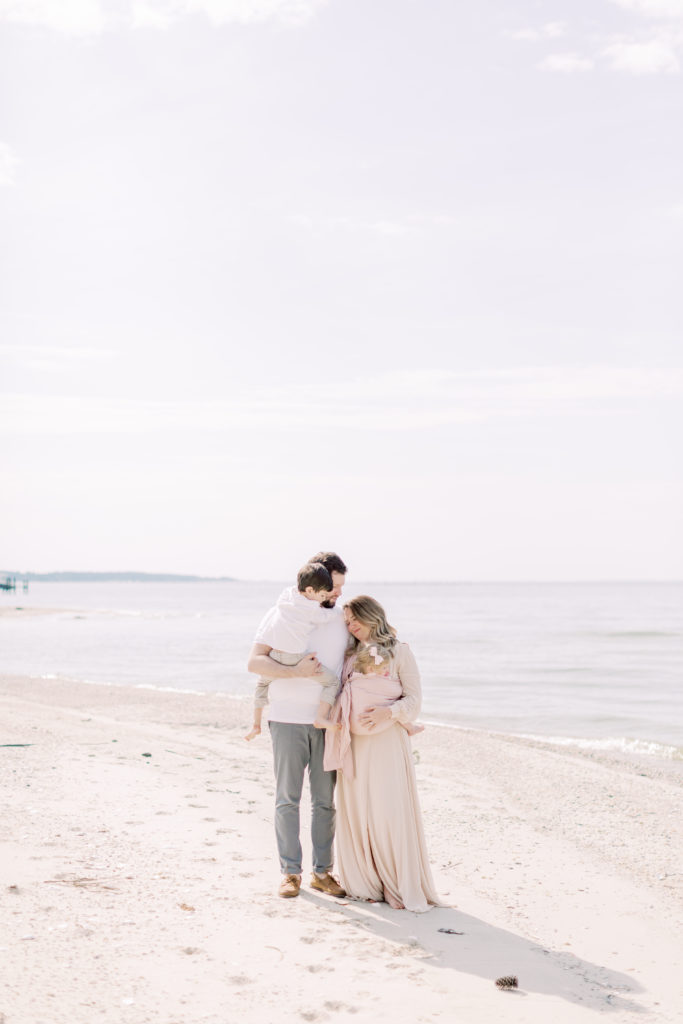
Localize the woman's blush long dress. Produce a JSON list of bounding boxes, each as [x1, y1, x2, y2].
[[325, 642, 440, 913]]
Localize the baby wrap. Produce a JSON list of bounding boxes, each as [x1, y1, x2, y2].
[[324, 657, 402, 778]]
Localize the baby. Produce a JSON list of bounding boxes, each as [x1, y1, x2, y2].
[[353, 642, 424, 737], [245, 562, 341, 741]]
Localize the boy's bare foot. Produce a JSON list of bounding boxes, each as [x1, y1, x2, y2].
[[313, 718, 340, 731], [404, 723, 425, 736], [244, 725, 261, 741]]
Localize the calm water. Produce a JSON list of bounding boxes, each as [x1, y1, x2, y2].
[[1, 581, 682, 757]]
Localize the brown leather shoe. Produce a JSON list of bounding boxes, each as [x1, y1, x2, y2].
[[279, 874, 301, 898], [310, 872, 346, 898]]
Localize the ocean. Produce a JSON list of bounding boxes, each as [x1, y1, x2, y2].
[[1, 581, 682, 758]]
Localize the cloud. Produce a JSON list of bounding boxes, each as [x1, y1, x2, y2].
[[0, 0, 327, 35], [602, 35, 681, 71], [0, 142, 19, 186], [508, 21, 567, 42], [0, 345, 118, 373], [511, 4, 683, 76], [285, 212, 463, 237], [602, 1, 683, 74], [607, 0, 683, 19], [286, 213, 412, 237], [132, 0, 327, 29], [3, 367, 682, 436], [0, 0, 105, 34], [538, 52, 594, 72]]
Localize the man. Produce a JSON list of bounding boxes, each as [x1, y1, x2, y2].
[[247, 551, 349, 899]]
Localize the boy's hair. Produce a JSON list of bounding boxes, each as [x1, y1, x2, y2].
[[307, 551, 348, 576], [297, 561, 333, 594]]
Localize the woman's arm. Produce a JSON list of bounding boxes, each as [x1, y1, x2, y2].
[[388, 644, 421, 722], [246, 643, 322, 678]]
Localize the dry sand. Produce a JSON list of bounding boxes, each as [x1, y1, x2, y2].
[[1, 674, 681, 1024]]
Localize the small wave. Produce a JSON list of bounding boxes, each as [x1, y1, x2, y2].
[[518, 732, 683, 760], [134, 683, 207, 696], [132, 683, 246, 701], [420, 718, 682, 760], [606, 630, 680, 639]]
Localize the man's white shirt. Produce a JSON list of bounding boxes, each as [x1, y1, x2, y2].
[[265, 607, 348, 724]]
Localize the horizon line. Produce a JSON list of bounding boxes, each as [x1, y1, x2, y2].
[[2, 571, 682, 585]]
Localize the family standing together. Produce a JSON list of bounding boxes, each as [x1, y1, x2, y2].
[[246, 551, 439, 913]]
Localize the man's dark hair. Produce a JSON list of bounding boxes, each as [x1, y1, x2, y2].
[[307, 551, 348, 576], [297, 561, 333, 594]]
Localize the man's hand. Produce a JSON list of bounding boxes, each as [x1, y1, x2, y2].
[[297, 653, 322, 677], [247, 643, 325, 679]]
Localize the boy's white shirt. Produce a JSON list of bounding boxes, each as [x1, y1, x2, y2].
[[253, 585, 337, 653]]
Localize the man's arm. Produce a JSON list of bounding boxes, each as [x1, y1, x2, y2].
[[246, 643, 322, 678]]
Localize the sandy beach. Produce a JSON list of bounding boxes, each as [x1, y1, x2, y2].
[[1, 673, 681, 1024]]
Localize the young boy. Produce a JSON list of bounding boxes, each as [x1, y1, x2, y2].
[[244, 562, 342, 741]]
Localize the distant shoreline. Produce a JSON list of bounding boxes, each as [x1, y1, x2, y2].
[[2, 574, 682, 585], [0, 572, 236, 583]]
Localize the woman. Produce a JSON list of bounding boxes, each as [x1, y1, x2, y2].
[[324, 595, 439, 913]]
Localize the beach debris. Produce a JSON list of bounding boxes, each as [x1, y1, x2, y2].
[[141, 752, 152, 758], [0, 744, 33, 747], [178, 903, 195, 912], [44, 875, 117, 891], [438, 928, 464, 935], [7, 885, 20, 894], [495, 976, 519, 989]]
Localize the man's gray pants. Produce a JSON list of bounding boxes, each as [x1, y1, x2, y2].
[[269, 722, 336, 876]]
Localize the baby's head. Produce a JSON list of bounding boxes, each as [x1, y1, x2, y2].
[[354, 642, 392, 674], [297, 561, 334, 603]]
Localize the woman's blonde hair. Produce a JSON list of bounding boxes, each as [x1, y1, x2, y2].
[[344, 595, 398, 670]]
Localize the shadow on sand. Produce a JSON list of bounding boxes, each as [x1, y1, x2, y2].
[[299, 891, 646, 1015]]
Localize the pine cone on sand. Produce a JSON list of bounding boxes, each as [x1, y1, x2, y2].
[[495, 976, 519, 989]]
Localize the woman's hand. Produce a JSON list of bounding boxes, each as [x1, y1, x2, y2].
[[358, 705, 392, 729]]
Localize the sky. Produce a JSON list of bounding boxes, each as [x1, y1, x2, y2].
[[1, 0, 682, 581]]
